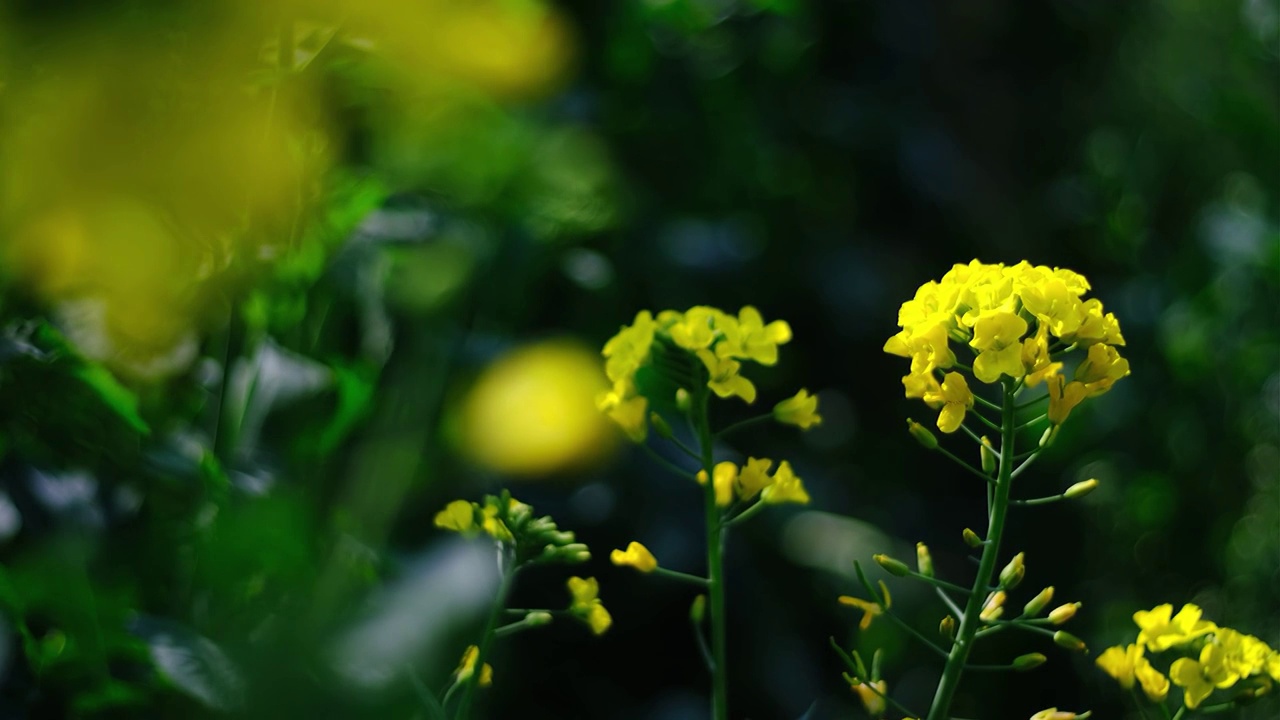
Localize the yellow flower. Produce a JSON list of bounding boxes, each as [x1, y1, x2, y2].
[[455, 645, 493, 687], [479, 503, 513, 542], [566, 576, 611, 635], [736, 457, 775, 501], [774, 389, 822, 429], [884, 322, 956, 376], [596, 380, 648, 442], [610, 541, 658, 573], [715, 306, 791, 366], [838, 580, 891, 630], [668, 306, 723, 351], [434, 499, 476, 533], [1134, 603, 1217, 651], [761, 461, 809, 505], [1074, 342, 1130, 396], [601, 310, 656, 385], [698, 461, 737, 507], [851, 679, 887, 717], [1136, 658, 1170, 702], [922, 372, 973, 433], [695, 349, 757, 403], [1046, 375, 1087, 425], [969, 310, 1029, 383], [1029, 709, 1080, 720], [1097, 643, 1168, 701], [1021, 324, 1063, 388]]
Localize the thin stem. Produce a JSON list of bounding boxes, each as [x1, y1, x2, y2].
[[879, 608, 950, 659], [971, 393, 1002, 412], [935, 445, 996, 485], [493, 616, 545, 639], [925, 378, 1018, 720], [724, 499, 768, 528], [669, 436, 705, 464], [958, 422, 988, 448], [852, 674, 920, 719], [715, 413, 774, 440], [653, 567, 710, 588], [965, 662, 1030, 672], [1010, 451, 1042, 480], [1015, 394, 1047, 411], [975, 621, 1056, 641], [694, 384, 729, 720], [692, 612, 715, 673], [454, 549, 514, 720], [967, 410, 1003, 433], [639, 442, 700, 483], [900, 569, 973, 595], [1011, 493, 1068, 507], [1014, 413, 1048, 431], [935, 587, 963, 619]]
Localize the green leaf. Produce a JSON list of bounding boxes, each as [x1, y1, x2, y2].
[[70, 363, 150, 435]]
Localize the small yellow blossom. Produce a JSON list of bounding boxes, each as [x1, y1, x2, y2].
[[697, 461, 738, 507], [696, 349, 757, 404], [1046, 375, 1087, 425], [761, 461, 809, 505], [455, 645, 493, 687], [596, 380, 648, 442], [851, 679, 887, 717], [434, 499, 475, 533], [1134, 603, 1216, 651], [736, 457, 775, 501], [774, 389, 822, 429], [969, 310, 1029, 383], [838, 580, 891, 630], [1029, 709, 1081, 720], [566, 576, 611, 635], [715, 306, 791, 365], [610, 541, 658, 573], [668, 306, 722, 351], [923, 372, 974, 433]]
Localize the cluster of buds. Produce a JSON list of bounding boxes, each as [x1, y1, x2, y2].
[[434, 490, 590, 566]]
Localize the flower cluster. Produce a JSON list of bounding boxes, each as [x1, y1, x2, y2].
[[596, 306, 806, 441], [1097, 603, 1280, 709], [434, 490, 590, 566], [885, 260, 1128, 432], [696, 457, 811, 507], [567, 576, 612, 635]]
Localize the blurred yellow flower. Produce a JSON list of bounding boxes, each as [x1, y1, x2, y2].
[[460, 341, 618, 476], [454, 645, 493, 687], [566, 576, 611, 635], [773, 389, 822, 430], [610, 542, 658, 573], [1134, 603, 1216, 651], [761, 461, 810, 505]]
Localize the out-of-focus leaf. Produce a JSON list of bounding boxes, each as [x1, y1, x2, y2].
[[129, 616, 245, 712], [315, 361, 378, 455]]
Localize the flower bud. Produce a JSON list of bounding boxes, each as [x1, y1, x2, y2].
[[690, 594, 706, 624], [962, 528, 983, 548], [907, 419, 938, 450], [999, 552, 1025, 590], [851, 680, 888, 717], [1013, 652, 1047, 671], [1039, 425, 1059, 448], [649, 412, 674, 441], [1023, 586, 1055, 618], [980, 591, 1007, 622], [939, 615, 956, 640], [675, 388, 691, 413], [873, 554, 910, 577], [980, 436, 997, 475], [1048, 602, 1080, 625], [1053, 630, 1087, 653], [1064, 479, 1098, 499], [916, 542, 934, 578], [524, 611, 554, 627]]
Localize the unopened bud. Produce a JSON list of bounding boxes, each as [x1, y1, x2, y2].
[[649, 412, 674, 440], [980, 591, 1007, 622], [675, 388, 691, 413], [562, 543, 591, 563], [1013, 652, 1047, 671], [1039, 425, 1059, 448], [999, 552, 1026, 590], [916, 542, 934, 578], [939, 615, 956, 640], [873, 554, 910, 577], [1064, 479, 1098, 499], [980, 436, 997, 475], [524, 611, 554, 627], [1053, 630, 1087, 653], [1048, 602, 1080, 625], [962, 528, 983, 548], [907, 419, 938, 450], [690, 594, 706, 624], [1023, 586, 1055, 618]]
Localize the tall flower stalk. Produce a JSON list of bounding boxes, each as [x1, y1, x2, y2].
[[834, 260, 1130, 720], [598, 306, 820, 720]]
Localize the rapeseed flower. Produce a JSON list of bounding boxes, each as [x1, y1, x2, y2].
[[610, 542, 658, 573], [566, 576, 611, 635]]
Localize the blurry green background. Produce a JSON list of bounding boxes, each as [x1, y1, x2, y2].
[[0, 0, 1276, 718]]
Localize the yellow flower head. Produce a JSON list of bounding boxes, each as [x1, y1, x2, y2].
[[566, 576, 611, 635], [774, 388, 822, 430], [455, 645, 493, 687], [435, 499, 476, 533], [610, 541, 658, 573], [887, 260, 1127, 426], [1134, 603, 1217, 652], [761, 460, 809, 505], [851, 679, 888, 717], [735, 457, 775, 501], [715, 306, 792, 366], [922, 372, 974, 433]]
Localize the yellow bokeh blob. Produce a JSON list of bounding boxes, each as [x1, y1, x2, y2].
[[459, 340, 617, 477]]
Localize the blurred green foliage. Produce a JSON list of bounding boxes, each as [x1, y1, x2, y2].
[[0, 0, 1276, 718]]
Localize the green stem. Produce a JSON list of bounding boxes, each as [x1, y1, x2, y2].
[[653, 566, 710, 587], [925, 379, 1018, 720], [935, 445, 996, 485], [724, 499, 768, 528], [454, 550, 514, 720], [639, 442, 700, 482], [879, 608, 951, 659], [695, 386, 729, 720], [715, 413, 774, 440]]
